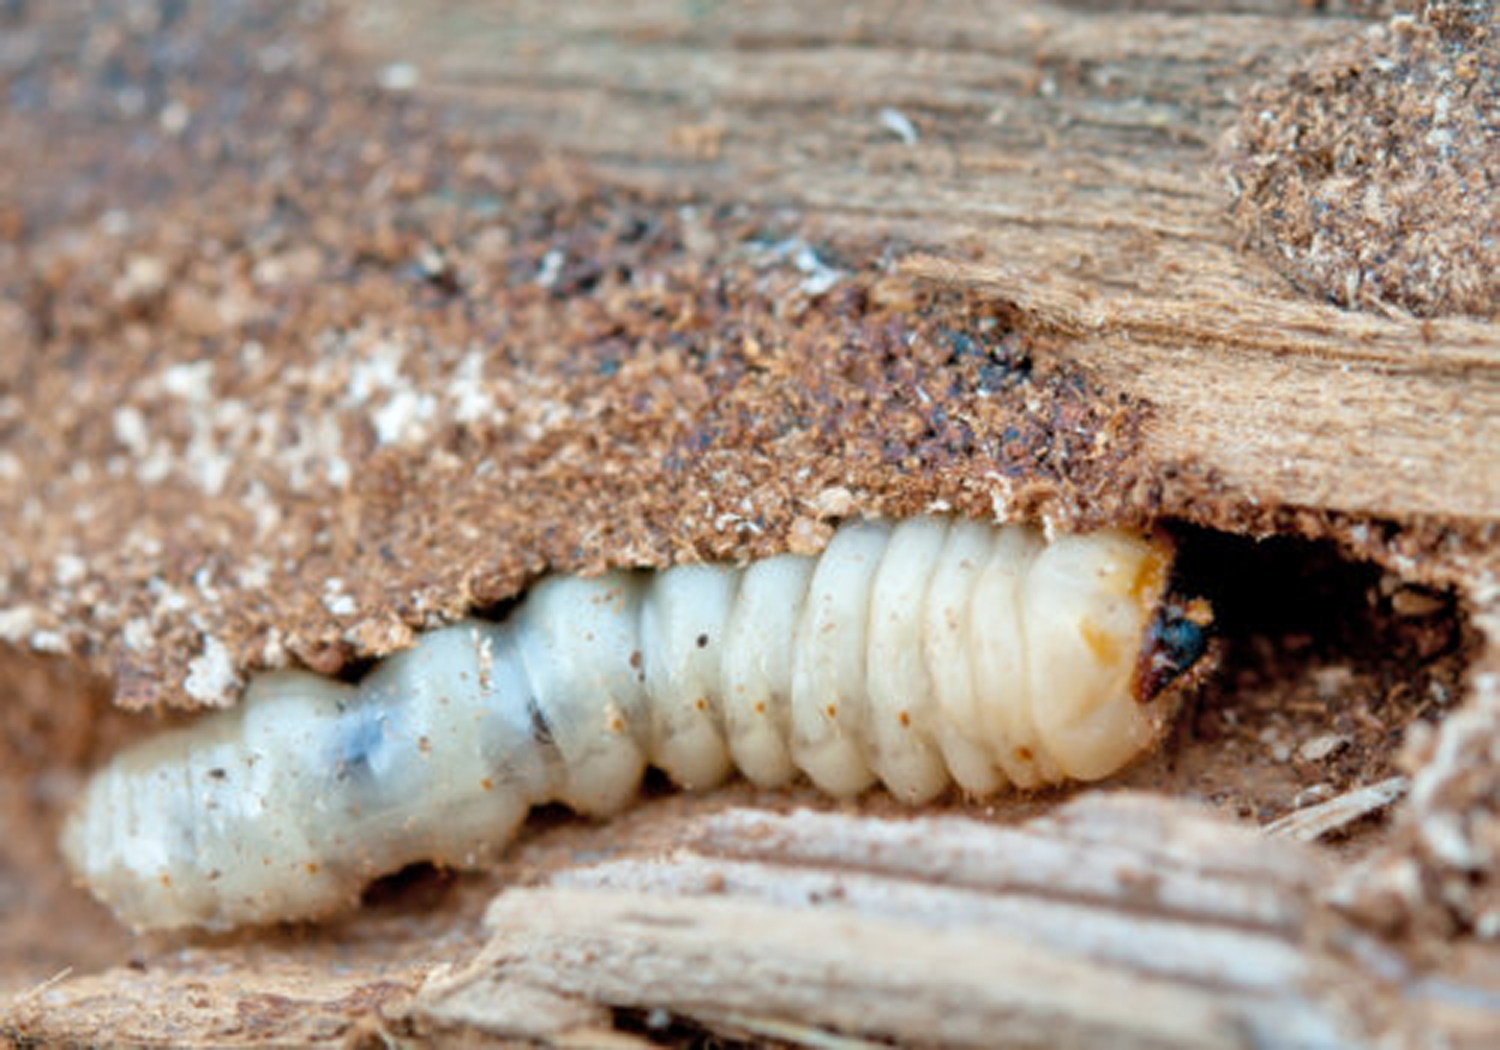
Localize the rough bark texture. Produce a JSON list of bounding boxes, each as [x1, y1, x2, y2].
[[1, 0, 1497, 1045]]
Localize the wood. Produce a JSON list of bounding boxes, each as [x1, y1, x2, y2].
[[4, 963, 422, 1048], [415, 795, 1500, 1048], [3, 3, 1496, 1045], [343, 0, 1500, 526]]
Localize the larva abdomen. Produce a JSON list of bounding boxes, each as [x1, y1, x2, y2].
[[640, 564, 738, 791], [63, 516, 1206, 932], [790, 521, 887, 797]]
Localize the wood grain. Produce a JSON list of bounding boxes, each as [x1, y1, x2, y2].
[[5, 3, 1496, 1044], [344, 0, 1500, 525], [416, 795, 1500, 1048]]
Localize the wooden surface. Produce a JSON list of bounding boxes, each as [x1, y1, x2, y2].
[[416, 796, 1500, 1049], [344, 0, 1500, 527], [3, 2, 1497, 1045], [14, 793, 1500, 1047]]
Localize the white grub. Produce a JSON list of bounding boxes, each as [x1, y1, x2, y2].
[[63, 516, 1192, 932]]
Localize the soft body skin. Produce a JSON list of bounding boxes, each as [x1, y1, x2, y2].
[[64, 516, 1179, 932]]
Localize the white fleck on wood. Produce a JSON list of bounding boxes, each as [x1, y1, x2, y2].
[[1265, 776, 1410, 843]]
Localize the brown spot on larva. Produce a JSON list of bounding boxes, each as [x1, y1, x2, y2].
[[480, 778, 494, 792], [306, 863, 321, 874], [418, 735, 431, 754], [1079, 618, 1121, 666], [825, 703, 838, 719], [159, 875, 171, 887], [696, 633, 710, 648], [754, 701, 767, 715], [898, 710, 911, 727], [629, 650, 643, 669], [1016, 746, 1033, 763], [610, 716, 626, 733], [695, 697, 709, 712], [1128, 539, 1170, 607]]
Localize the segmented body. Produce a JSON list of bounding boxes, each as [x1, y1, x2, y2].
[[64, 516, 1194, 931]]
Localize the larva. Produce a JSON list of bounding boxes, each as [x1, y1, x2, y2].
[[62, 516, 1210, 932]]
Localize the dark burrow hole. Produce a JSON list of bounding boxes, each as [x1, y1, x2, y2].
[[359, 860, 456, 912], [612, 1005, 803, 1049], [1117, 524, 1478, 839], [1170, 526, 1461, 659]]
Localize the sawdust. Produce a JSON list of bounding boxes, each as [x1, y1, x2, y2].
[[0, 1, 1162, 710], [0, 1, 1495, 1044], [1221, 0, 1498, 317]]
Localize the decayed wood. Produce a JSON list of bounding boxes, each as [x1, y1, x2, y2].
[[415, 795, 1500, 1048], [3, 961, 424, 1048], [344, 0, 1500, 526], [3, 3, 1496, 1044]]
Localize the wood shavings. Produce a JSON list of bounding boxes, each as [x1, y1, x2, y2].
[[1221, 1, 1498, 318], [1264, 776, 1409, 842]]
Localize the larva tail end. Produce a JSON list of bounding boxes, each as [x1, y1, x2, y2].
[[1135, 595, 1215, 706]]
